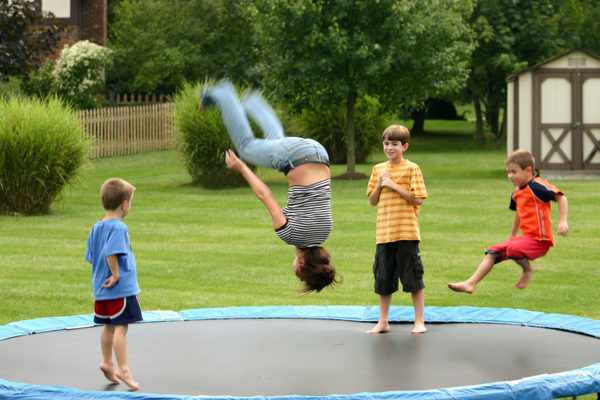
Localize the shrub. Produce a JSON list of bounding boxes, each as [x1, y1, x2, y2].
[[175, 81, 248, 188], [53, 40, 112, 109], [21, 60, 56, 99], [0, 97, 88, 214], [0, 77, 23, 100], [296, 96, 389, 164]]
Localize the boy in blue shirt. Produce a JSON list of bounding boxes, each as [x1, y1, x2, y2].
[[85, 178, 141, 391]]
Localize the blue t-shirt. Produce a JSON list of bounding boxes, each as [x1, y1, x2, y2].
[[85, 219, 140, 300]]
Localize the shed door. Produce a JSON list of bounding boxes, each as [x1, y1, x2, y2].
[[534, 69, 600, 169], [581, 71, 600, 169]]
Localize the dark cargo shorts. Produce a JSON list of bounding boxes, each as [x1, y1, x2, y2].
[[373, 240, 425, 295]]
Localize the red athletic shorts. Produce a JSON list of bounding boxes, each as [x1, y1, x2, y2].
[[486, 236, 552, 263], [94, 295, 142, 325]]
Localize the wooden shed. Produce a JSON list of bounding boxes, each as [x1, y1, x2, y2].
[[506, 50, 600, 170]]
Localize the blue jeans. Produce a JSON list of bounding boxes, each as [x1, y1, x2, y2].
[[202, 81, 329, 174]]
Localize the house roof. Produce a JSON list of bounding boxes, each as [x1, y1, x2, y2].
[[506, 49, 600, 82]]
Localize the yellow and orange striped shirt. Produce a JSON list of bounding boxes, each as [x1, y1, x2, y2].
[[367, 159, 427, 244]]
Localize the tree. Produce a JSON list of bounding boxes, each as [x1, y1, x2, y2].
[[0, 0, 61, 81], [553, 0, 600, 54], [107, 0, 259, 94], [255, 0, 474, 177], [464, 0, 561, 143]]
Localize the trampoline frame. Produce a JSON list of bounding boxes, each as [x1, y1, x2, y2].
[[1, 305, 600, 400]]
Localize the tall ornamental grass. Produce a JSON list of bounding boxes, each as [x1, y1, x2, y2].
[[175, 81, 248, 188], [0, 97, 88, 214]]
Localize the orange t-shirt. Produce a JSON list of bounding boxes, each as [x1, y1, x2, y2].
[[367, 159, 427, 244], [509, 177, 562, 244]]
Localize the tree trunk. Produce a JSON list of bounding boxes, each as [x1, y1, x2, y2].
[[486, 102, 500, 137], [474, 97, 485, 144], [345, 93, 357, 174], [411, 108, 425, 135], [498, 106, 507, 143]]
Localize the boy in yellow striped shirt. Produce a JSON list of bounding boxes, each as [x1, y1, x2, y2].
[[366, 125, 428, 334]]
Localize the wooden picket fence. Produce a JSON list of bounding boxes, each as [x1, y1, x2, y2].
[[108, 93, 172, 105], [79, 103, 176, 159]]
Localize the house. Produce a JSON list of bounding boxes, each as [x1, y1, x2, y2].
[[506, 50, 600, 171], [38, 0, 107, 50]]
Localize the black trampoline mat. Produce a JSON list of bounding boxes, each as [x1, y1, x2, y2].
[[2, 319, 600, 396]]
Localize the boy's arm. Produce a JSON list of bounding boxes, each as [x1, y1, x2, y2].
[[381, 174, 424, 206], [102, 255, 120, 288], [368, 180, 383, 206], [510, 213, 520, 238], [225, 150, 287, 229], [556, 194, 569, 235], [367, 169, 383, 206]]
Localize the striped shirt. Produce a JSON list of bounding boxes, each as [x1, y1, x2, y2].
[[275, 179, 332, 248], [367, 159, 427, 244]]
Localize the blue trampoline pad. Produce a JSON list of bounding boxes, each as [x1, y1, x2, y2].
[[1, 306, 600, 400]]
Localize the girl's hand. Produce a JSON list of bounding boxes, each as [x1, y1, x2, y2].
[[225, 149, 245, 172]]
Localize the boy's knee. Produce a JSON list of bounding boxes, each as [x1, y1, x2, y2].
[[113, 324, 128, 334], [485, 250, 504, 263]]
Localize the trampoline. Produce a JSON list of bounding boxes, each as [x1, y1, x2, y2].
[[1, 306, 600, 400]]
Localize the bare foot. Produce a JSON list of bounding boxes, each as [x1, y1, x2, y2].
[[99, 363, 119, 384], [448, 281, 475, 294], [115, 369, 140, 391], [515, 267, 534, 289], [367, 322, 390, 334], [411, 323, 427, 334]]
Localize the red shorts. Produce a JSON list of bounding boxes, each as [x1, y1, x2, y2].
[[94, 296, 142, 325], [486, 236, 552, 263]]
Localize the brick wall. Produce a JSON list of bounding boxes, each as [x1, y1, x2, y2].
[[80, 0, 107, 45], [38, 0, 107, 61], [44, 26, 80, 61]]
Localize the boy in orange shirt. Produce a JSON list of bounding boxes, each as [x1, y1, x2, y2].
[[367, 125, 428, 334], [448, 149, 569, 294]]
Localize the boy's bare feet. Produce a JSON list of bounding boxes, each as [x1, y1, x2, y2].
[[514, 259, 533, 289], [99, 363, 119, 384], [411, 323, 427, 334], [448, 281, 475, 294], [515, 267, 534, 289], [367, 321, 391, 334], [115, 369, 140, 391]]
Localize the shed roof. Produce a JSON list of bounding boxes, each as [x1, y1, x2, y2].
[[506, 49, 600, 82]]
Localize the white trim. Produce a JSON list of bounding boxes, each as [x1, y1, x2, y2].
[[95, 298, 127, 320]]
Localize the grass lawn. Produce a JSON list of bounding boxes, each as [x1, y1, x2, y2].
[[1, 120, 599, 326]]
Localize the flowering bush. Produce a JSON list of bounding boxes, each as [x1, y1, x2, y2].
[[53, 40, 112, 109]]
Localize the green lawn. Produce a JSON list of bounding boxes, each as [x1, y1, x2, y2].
[[1, 121, 599, 326]]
